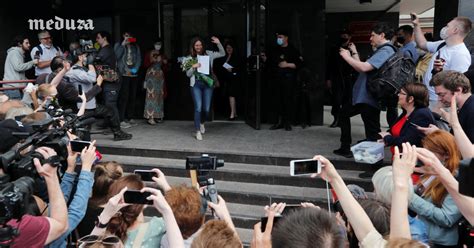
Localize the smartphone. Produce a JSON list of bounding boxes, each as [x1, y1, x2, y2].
[[281, 204, 301, 216], [123, 190, 153, 205], [70, 140, 92, 152], [78, 85, 83, 95], [410, 13, 416, 21], [134, 170, 157, 181], [410, 122, 421, 128], [290, 159, 321, 176], [260, 216, 283, 232]]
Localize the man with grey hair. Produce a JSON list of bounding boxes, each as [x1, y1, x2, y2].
[[30, 31, 62, 76]]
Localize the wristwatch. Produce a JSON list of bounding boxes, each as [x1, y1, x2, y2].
[[95, 217, 109, 228]]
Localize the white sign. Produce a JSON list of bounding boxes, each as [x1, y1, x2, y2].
[[28, 16, 94, 31]]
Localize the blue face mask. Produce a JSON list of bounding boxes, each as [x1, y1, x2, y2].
[[277, 38, 284, 46]]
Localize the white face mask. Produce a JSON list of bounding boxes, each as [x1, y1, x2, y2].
[[440, 26, 449, 40], [154, 44, 161, 51]]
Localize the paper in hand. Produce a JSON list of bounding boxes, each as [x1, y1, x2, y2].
[[197, 55, 210, 75], [223, 62, 233, 69]]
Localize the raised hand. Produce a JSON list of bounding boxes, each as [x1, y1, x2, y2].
[[151, 168, 171, 192], [311, 155, 339, 183]]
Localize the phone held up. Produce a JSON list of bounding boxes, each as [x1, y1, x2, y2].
[[134, 170, 157, 182], [70, 140, 92, 152], [290, 159, 321, 176], [123, 190, 153, 205]]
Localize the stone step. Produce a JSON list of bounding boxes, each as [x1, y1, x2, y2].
[[102, 154, 375, 191], [97, 144, 389, 171]]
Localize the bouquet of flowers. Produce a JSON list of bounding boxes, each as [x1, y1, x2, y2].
[[180, 56, 214, 87]]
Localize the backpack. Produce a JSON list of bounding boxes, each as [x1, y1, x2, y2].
[[34, 45, 61, 56], [367, 43, 416, 100], [415, 42, 446, 82]]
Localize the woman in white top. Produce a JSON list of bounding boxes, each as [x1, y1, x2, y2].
[[185, 36, 225, 140]]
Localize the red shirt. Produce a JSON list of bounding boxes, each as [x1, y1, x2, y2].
[[5, 215, 50, 248], [389, 115, 421, 184], [390, 115, 408, 156]]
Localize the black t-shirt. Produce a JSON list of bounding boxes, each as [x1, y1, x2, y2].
[[97, 44, 116, 70], [458, 94, 474, 143], [270, 45, 303, 75]]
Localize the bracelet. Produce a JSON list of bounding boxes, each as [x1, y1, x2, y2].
[[95, 217, 109, 228]]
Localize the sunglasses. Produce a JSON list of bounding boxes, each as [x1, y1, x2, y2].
[[78, 235, 122, 247], [41, 37, 52, 40]]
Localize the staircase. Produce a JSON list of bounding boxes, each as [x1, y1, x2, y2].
[[97, 145, 376, 246]]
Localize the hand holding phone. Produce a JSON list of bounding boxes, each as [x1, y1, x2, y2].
[[124, 190, 153, 205], [260, 216, 282, 232], [290, 159, 321, 176], [70, 140, 92, 152], [134, 170, 157, 182]]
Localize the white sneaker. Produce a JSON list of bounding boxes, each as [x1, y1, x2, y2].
[[200, 124, 205, 134], [120, 121, 132, 129], [196, 131, 203, 140]]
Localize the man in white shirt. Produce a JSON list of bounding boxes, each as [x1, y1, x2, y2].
[[412, 14, 472, 110], [30, 31, 62, 76]]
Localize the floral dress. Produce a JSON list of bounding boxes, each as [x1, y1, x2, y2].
[[143, 58, 165, 119]]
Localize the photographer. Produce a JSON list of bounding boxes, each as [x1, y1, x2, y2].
[[2, 147, 68, 247], [37, 56, 132, 141]]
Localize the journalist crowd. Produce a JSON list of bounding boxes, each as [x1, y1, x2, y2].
[[0, 10, 474, 248]]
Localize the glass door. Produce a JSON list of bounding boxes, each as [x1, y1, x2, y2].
[[245, 0, 267, 129]]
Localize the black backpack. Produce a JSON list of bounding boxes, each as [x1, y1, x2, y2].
[[367, 43, 416, 100]]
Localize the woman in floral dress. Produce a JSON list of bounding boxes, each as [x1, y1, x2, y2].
[[144, 43, 167, 124]]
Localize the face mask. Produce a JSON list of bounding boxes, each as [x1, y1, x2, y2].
[[396, 36, 406, 44], [440, 26, 449, 40], [277, 38, 284, 46], [154, 44, 161, 50]]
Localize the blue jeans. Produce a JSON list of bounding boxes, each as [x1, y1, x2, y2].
[[191, 80, 213, 131], [3, 89, 22, 100]]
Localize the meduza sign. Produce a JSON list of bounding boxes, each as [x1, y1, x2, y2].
[[28, 16, 94, 30]]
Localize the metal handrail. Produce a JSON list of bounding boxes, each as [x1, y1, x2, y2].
[[0, 79, 36, 91]]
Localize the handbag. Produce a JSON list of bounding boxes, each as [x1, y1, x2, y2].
[[95, 64, 119, 82]]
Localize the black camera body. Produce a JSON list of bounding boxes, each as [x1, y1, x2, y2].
[[0, 177, 35, 224], [185, 154, 224, 171], [0, 105, 91, 180]]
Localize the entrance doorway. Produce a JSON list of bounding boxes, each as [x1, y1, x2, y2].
[[159, 0, 265, 129]]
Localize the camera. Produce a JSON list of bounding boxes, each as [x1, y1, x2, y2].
[[0, 105, 93, 180], [79, 39, 96, 53], [185, 154, 224, 171], [0, 176, 35, 243], [0, 176, 35, 224], [458, 158, 474, 197]]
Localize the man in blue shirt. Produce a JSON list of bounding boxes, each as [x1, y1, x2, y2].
[[396, 25, 419, 63], [337, 23, 395, 156]]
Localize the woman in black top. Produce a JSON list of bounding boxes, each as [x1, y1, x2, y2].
[[215, 42, 241, 120]]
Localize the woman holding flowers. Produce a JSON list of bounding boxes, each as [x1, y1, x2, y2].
[[184, 36, 225, 140]]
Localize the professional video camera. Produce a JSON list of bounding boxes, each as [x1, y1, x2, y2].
[[185, 154, 224, 187], [186, 154, 224, 171], [185, 155, 223, 205], [0, 176, 35, 243], [0, 105, 94, 180]]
